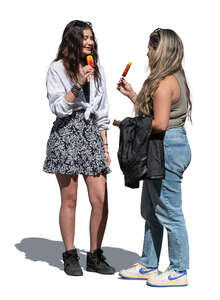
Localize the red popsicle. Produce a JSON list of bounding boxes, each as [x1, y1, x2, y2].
[[122, 62, 132, 77]]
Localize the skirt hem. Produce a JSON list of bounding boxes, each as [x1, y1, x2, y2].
[[43, 168, 111, 176]]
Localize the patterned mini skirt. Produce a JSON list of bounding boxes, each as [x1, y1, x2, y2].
[[43, 110, 111, 176]]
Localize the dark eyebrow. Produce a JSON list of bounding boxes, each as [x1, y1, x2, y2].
[[83, 34, 94, 39]]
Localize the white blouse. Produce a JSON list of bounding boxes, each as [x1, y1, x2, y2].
[[46, 60, 110, 130]]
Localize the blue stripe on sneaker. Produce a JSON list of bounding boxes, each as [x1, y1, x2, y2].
[[139, 267, 157, 274], [168, 271, 187, 281]]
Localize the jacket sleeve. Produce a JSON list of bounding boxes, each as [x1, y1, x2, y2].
[[94, 65, 110, 130], [46, 64, 74, 118]]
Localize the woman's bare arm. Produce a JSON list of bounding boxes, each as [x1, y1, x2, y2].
[[152, 76, 175, 132]]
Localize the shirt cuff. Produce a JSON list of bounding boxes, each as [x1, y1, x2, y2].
[[63, 97, 74, 107]]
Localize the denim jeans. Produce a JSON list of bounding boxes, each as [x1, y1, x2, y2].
[[139, 126, 191, 271]]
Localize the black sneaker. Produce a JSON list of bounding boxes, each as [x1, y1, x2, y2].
[[62, 248, 83, 276], [86, 248, 115, 274]]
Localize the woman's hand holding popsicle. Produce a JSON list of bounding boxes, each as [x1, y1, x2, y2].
[[117, 77, 137, 103], [77, 55, 95, 86], [77, 64, 94, 85]]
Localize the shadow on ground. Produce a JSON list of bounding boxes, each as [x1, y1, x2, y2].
[[15, 237, 140, 272]]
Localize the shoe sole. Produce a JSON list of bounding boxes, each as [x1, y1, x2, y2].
[[119, 273, 149, 280], [64, 268, 83, 276], [119, 271, 159, 280], [64, 272, 83, 276], [147, 282, 188, 287], [86, 267, 115, 275]]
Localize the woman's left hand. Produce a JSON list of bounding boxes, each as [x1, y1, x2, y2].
[[105, 152, 111, 165]]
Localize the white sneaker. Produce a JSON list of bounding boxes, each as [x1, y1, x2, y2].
[[119, 263, 158, 280], [147, 269, 188, 287]]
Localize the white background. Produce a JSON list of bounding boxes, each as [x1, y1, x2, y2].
[[1, 0, 220, 298]]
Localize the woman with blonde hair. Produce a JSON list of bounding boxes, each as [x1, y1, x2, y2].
[[117, 28, 192, 287]]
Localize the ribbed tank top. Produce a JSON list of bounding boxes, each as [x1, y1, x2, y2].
[[167, 71, 188, 130]]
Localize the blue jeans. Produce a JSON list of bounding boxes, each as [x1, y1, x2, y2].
[[139, 126, 191, 271]]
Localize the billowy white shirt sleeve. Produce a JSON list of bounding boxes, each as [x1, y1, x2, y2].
[[46, 63, 74, 118]]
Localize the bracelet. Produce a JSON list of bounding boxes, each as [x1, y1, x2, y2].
[[104, 143, 108, 146], [71, 83, 82, 97]]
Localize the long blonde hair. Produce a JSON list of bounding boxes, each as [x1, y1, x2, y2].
[[135, 28, 192, 121]]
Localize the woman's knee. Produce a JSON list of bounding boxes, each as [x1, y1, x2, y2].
[[91, 197, 104, 208], [61, 192, 77, 209], [90, 195, 107, 211], [155, 204, 186, 231]]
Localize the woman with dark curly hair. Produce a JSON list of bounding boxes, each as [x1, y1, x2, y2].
[[117, 28, 191, 287], [43, 20, 115, 276]]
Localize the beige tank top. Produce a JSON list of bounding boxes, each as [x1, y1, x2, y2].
[[167, 71, 188, 130]]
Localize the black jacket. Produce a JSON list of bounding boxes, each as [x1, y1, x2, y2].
[[117, 116, 165, 188]]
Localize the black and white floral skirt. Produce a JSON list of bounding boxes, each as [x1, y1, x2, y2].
[[43, 110, 111, 176]]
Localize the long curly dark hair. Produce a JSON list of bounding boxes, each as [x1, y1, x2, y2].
[[55, 20, 101, 87]]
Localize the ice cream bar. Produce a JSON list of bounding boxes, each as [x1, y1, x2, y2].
[[122, 62, 132, 77], [87, 55, 94, 67]]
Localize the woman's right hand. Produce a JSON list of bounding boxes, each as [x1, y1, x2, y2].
[[77, 65, 94, 86], [117, 77, 137, 102]]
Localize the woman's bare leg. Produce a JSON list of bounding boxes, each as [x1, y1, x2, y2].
[[56, 174, 78, 251], [83, 175, 108, 252]]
